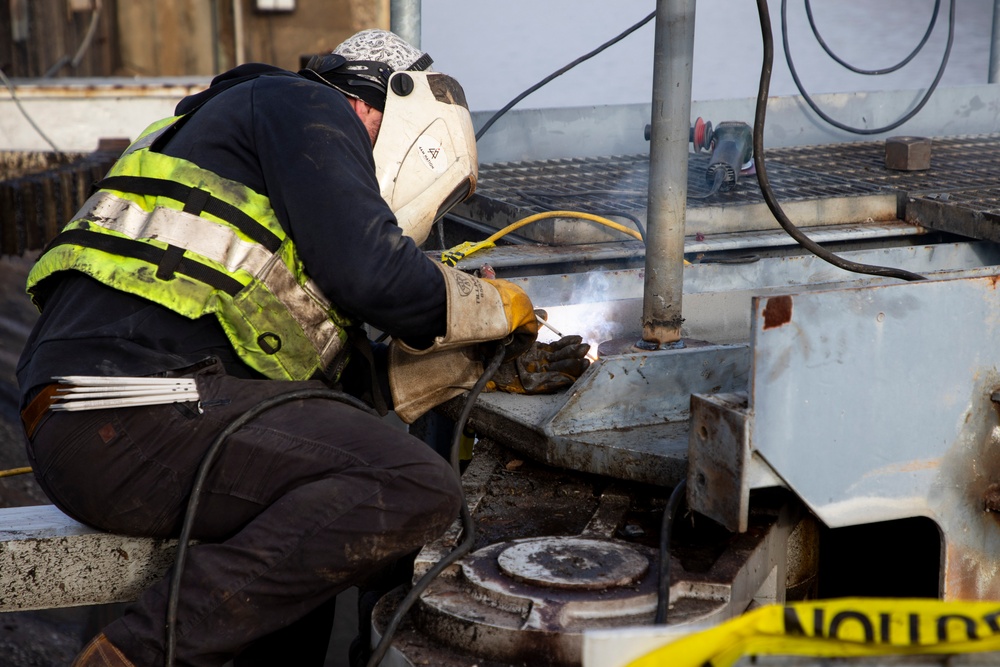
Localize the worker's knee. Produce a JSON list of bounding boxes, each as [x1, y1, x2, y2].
[[388, 448, 462, 538], [411, 452, 463, 522]]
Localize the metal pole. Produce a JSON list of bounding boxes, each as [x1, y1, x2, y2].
[[390, 0, 422, 48], [990, 0, 1000, 83], [233, 0, 246, 66], [641, 0, 695, 347], [210, 0, 221, 74]]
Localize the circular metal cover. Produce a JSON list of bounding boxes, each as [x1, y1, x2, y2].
[[497, 536, 649, 590]]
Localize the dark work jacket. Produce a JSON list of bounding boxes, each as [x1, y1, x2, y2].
[[17, 64, 447, 408]]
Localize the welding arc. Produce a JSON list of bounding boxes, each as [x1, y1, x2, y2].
[[475, 10, 656, 141], [366, 344, 507, 667], [754, 0, 925, 282], [782, 0, 955, 136]]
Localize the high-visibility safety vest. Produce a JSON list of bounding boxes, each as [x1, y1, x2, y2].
[[27, 115, 354, 382]]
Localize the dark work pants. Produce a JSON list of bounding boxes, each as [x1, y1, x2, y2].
[[24, 367, 462, 667]]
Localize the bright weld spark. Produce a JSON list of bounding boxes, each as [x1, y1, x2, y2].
[[537, 310, 601, 363]]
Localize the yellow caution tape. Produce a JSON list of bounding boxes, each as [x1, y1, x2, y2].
[[627, 598, 1000, 667]]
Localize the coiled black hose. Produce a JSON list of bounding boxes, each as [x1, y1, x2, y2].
[[805, 0, 941, 76], [782, 0, 955, 135], [757, 0, 926, 282]]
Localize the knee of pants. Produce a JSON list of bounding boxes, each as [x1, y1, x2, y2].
[[390, 453, 463, 532]]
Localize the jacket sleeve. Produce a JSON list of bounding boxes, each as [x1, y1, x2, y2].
[[250, 76, 447, 343]]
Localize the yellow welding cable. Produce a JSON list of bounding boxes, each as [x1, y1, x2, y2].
[[487, 210, 643, 244], [441, 210, 642, 266], [0, 467, 33, 478]]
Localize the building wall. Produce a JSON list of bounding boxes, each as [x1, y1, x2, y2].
[[117, 0, 390, 76], [241, 0, 390, 73], [0, 0, 389, 79], [1, 0, 121, 78]]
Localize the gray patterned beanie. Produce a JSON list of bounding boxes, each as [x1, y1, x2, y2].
[[332, 29, 432, 73]]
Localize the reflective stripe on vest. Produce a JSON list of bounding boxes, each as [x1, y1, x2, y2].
[[27, 116, 352, 382]]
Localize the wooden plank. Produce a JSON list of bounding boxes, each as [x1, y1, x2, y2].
[[243, 0, 389, 72], [3, 0, 385, 78], [0, 0, 120, 77]]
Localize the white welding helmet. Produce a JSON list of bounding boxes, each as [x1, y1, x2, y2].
[[372, 70, 477, 246], [308, 30, 477, 245]]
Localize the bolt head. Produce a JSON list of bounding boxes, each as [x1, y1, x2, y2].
[[885, 136, 931, 171]]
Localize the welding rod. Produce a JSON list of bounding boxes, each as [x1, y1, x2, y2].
[[536, 314, 564, 338]]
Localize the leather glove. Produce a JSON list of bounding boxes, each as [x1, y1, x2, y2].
[[396, 264, 539, 359], [487, 335, 592, 394], [482, 277, 539, 359]]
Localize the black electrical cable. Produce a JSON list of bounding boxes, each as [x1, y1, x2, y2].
[[515, 190, 647, 244], [475, 10, 656, 141], [164, 344, 508, 666], [756, 0, 926, 282], [654, 478, 687, 625], [687, 170, 726, 200], [0, 68, 63, 154], [366, 343, 507, 667], [781, 0, 955, 135], [165, 388, 379, 667], [806, 0, 940, 76]]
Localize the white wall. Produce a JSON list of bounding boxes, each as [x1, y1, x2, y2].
[[0, 79, 209, 152]]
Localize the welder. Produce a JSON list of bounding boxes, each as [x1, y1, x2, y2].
[[16, 29, 590, 667]]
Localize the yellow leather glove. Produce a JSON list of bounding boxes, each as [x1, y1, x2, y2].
[[398, 264, 540, 358], [481, 278, 540, 359], [487, 335, 592, 394]]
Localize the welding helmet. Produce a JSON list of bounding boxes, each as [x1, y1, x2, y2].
[[371, 70, 477, 246], [303, 30, 477, 245]]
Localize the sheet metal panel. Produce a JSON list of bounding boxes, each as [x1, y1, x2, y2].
[[749, 274, 1000, 598]]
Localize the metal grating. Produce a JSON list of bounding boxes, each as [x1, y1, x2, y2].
[[472, 151, 887, 216], [769, 134, 1000, 194], [922, 187, 1000, 214], [458, 133, 1000, 244]]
